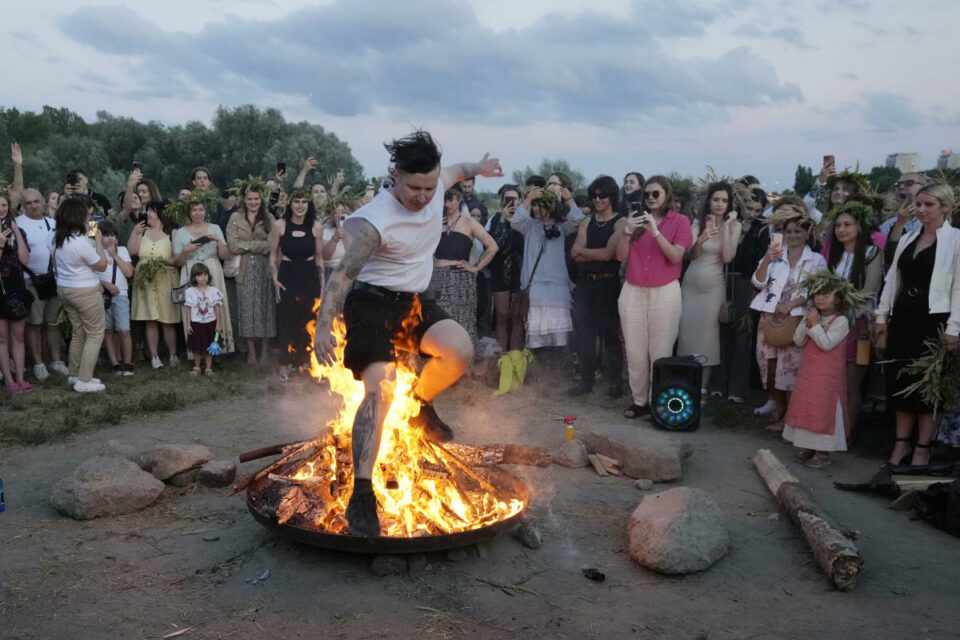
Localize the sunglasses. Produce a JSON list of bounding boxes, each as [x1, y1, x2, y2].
[[644, 190, 662, 199], [589, 193, 609, 200]]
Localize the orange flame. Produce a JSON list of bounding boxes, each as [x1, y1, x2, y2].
[[299, 298, 523, 537]]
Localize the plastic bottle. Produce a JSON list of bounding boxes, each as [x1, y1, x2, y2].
[[563, 416, 577, 442]]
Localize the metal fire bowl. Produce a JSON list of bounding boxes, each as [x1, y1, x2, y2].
[[246, 459, 530, 554]]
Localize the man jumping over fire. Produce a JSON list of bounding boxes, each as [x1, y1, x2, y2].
[[313, 130, 503, 537]]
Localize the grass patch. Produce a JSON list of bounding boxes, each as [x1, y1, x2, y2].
[[703, 399, 770, 430], [0, 359, 268, 446]]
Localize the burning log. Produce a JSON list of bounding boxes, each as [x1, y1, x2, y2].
[[442, 443, 553, 468], [752, 449, 862, 591], [232, 433, 332, 494]]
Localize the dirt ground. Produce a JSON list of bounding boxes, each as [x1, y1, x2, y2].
[[1, 369, 958, 640]]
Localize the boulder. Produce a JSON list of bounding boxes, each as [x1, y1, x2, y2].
[[98, 439, 139, 461], [513, 521, 543, 549], [197, 460, 237, 488], [552, 439, 589, 468], [627, 487, 729, 575], [50, 456, 165, 520], [167, 469, 198, 487], [634, 479, 654, 491], [135, 444, 214, 481], [579, 429, 689, 482]]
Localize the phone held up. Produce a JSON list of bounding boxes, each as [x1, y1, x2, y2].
[[132, 161, 142, 172], [770, 232, 784, 252], [276, 162, 286, 175]]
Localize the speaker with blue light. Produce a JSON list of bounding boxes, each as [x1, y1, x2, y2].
[[651, 356, 702, 432]]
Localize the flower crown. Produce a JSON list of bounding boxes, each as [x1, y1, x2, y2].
[[803, 268, 872, 316], [821, 200, 877, 233]]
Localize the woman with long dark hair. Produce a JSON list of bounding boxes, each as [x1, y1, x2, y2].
[[227, 181, 276, 364], [677, 182, 741, 393], [270, 188, 323, 380], [616, 175, 693, 418], [55, 196, 108, 392], [0, 191, 31, 393]]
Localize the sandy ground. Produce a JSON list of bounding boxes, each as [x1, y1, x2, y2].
[[1, 371, 958, 640]]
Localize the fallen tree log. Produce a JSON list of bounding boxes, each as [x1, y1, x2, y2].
[[752, 449, 862, 591]]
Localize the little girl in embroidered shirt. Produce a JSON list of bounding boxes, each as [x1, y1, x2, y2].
[[183, 262, 223, 376], [782, 281, 851, 468]]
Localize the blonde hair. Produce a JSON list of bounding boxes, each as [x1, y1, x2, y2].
[[917, 183, 957, 212]]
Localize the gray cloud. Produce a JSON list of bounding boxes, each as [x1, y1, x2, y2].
[[59, 1, 801, 126], [861, 92, 923, 131], [733, 23, 812, 48]]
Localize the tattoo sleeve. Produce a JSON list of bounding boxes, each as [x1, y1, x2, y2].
[[352, 391, 379, 477], [315, 219, 381, 329]]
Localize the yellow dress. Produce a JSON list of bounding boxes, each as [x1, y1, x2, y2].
[[131, 234, 180, 324]]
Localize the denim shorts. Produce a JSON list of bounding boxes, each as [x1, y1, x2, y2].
[[105, 292, 131, 332]]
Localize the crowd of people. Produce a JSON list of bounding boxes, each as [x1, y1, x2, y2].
[[1, 140, 958, 472]]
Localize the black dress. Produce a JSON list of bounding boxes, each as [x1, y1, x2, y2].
[[886, 236, 949, 413], [487, 212, 524, 293], [277, 220, 321, 368]]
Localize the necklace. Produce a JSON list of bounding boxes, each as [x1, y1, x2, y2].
[[444, 213, 461, 233], [594, 215, 614, 228]]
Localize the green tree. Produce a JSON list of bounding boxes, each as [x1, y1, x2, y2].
[[867, 165, 901, 193], [511, 158, 588, 193], [793, 165, 815, 196]]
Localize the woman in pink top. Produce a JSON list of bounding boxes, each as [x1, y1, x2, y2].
[[615, 176, 694, 419]]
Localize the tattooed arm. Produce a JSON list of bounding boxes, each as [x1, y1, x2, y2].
[[313, 218, 381, 365], [439, 153, 504, 188]]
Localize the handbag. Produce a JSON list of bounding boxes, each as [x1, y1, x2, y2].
[[759, 312, 801, 348], [102, 261, 117, 310], [0, 276, 34, 321], [222, 255, 240, 278], [170, 283, 188, 305]]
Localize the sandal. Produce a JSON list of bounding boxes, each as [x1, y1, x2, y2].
[[623, 404, 649, 420], [887, 437, 913, 467], [805, 453, 831, 468], [911, 442, 931, 467], [190, 367, 201, 377], [793, 449, 815, 463]]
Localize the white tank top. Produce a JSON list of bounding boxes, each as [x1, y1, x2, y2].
[[342, 180, 445, 293]]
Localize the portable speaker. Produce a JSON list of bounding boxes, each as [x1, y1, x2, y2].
[[651, 356, 702, 431]]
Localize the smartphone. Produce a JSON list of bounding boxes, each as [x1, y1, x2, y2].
[[823, 155, 835, 169], [132, 161, 142, 171], [87, 220, 99, 238], [137, 213, 148, 225], [276, 162, 286, 174], [192, 236, 212, 245], [770, 232, 784, 251]]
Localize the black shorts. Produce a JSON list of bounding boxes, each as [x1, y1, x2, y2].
[[342, 282, 450, 380]]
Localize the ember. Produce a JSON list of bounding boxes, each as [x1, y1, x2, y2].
[[246, 305, 526, 541]]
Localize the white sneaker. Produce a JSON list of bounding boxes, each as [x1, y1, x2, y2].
[[33, 363, 50, 381], [169, 355, 180, 367], [68, 376, 101, 385], [74, 380, 106, 393], [728, 395, 745, 404], [49, 360, 70, 376], [151, 356, 164, 369]]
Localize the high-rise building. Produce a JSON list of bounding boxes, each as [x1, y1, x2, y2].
[[886, 153, 919, 173], [937, 149, 960, 170]]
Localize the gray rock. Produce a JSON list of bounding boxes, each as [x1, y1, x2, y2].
[[98, 439, 139, 460], [135, 444, 214, 481], [197, 460, 237, 488], [634, 479, 654, 491], [167, 468, 198, 487], [579, 429, 689, 482], [370, 555, 408, 576], [627, 487, 729, 575], [514, 522, 542, 549], [50, 456, 165, 520], [552, 439, 589, 468]]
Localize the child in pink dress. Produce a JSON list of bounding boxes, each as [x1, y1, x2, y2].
[[782, 271, 856, 468]]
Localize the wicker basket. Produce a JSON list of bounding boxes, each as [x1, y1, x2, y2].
[[760, 313, 801, 348]]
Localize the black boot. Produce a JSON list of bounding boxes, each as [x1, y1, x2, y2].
[[345, 478, 380, 537], [410, 396, 455, 442]]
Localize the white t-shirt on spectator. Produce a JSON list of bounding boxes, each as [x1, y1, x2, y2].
[[15, 214, 56, 280], [97, 247, 132, 294], [55, 234, 101, 288], [184, 285, 223, 323]]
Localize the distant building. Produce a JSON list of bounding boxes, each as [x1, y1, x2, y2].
[[886, 153, 919, 173], [937, 149, 960, 170]]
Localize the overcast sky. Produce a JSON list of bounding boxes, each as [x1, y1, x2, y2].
[[3, 0, 958, 191]]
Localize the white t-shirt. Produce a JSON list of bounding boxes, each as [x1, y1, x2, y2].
[[55, 234, 102, 288], [343, 181, 445, 293], [15, 214, 56, 280], [184, 285, 223, 323], [322, 226, 346, 270], [97, 247, 132, 294]]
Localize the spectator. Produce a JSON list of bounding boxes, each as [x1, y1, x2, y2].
[[54, 197, 108, 392], [270, 188, 323, 380], [45, 191, 60, 218], [97, 220, 135, 375], [136, 178, 163, 208], [487, 185, 526, 351], [16, 188, 69, 381], [511, 184, 585, 354], [615, 176, 693, 419], [568, 175, 624, 397], [128, 201, 181, 369], [1, 191, 32, 393], [620, 172, 644, 215], [320, 199, 356, 285], [172, 195, 234, 354], [750, 204, 826, 425], [183, 263, 223, 377], [227, 180, 276, 365], [429, 184, 498, 356], [62, 169, 112, 216], [110, 170, 143, 245], [460, 176, 488, 223], [874, 183, 960, 466], [678, 182, 741, 395], [881, 172, 933, 264]]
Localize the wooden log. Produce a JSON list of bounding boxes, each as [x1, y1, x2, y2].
[[891, 475, 952, 492], [501, 444, 553, 468], [594, 453, 622, 475], [231, 431, 332, 494], [587, 454, 609, 477], [440, 442, 552, 468], [752, 449, 863, 591]]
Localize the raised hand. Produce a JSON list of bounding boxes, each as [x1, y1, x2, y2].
[[476, 153, 503, 178], [11, 142, 22, 165]]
